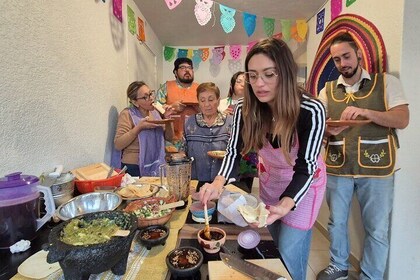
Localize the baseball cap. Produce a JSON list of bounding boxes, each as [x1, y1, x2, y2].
[[173, 57, 193, 71]]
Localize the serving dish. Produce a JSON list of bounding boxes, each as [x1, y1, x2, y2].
[[124, 196, 176, 228], [56, 192, 122, 221], [146, 119, 174, 124], [326, 119, 371, 127], [207, 150, 227, 159]]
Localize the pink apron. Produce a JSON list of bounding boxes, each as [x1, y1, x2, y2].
[[258, 140, 326, 230]]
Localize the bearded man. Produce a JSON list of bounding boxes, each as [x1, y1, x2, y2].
[[156, 57, 199, 149], [317, 32, 409, 280]]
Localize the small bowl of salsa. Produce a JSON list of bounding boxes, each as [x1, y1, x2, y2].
[[137, 225, 169, 250], [197, 226, 226, 254], [166, 246, 203, 278]]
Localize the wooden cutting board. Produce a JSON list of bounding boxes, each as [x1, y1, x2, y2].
[[72, 163, 117, 180], [208, 258, 291, 280]]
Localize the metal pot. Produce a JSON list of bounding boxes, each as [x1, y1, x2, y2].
[[40, 172, 75, 207]]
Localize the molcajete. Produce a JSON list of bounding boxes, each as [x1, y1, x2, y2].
[[45, 211, 136, 280]]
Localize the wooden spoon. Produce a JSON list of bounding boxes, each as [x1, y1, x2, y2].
[[159, 200, 185, 210], [203, 203, 211, 240]]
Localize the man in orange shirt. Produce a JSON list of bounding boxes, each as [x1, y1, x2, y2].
[[156, 57, 199, 150]]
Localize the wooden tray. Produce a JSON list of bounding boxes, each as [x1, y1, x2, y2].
[[326, 119, 371, 127], [71, 163, 117, 180]]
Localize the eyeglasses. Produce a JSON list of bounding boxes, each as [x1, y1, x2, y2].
[[244, 70, 279, 84], [135, 90, 155, 101], [178, 65, 193, 71], [235, 78, 245, 84]]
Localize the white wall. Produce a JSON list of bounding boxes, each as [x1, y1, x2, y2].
[[0, 1, 162, 176], [307, 0, 420, 278], [390, 0, 420, 278], [162, 40, 307, 99]]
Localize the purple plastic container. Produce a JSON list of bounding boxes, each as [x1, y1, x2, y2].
[[0, 172, 55, 249]]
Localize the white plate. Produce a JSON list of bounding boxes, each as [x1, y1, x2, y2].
[[18, 250, 61, 279]]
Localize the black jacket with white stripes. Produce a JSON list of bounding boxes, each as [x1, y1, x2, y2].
[[218, 95, 326, 206]]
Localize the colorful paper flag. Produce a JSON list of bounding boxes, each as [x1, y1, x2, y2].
[[219, 4, 236, 33], [165, 0, 182, 10], [263, 17, 275, 37], [229, 45, 242, 60], [296, 20, 308, 40], [331, 0, 343, 20], [177, 49, 188, 58], [281, 20, 292, 42], [137, 17, 145, 42], [194, 0, 213, 26], [316, 9, 325, 34], [346, 0, 357, 7], [113, 0, 123, 22], [127, 5, 136, 35], [243, 12, 257, 37], [164, 46, 176, 62]]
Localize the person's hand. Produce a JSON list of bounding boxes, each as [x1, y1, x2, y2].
[[199, 176, 226, 204], [136, 117, 160, 130], [163, 106, 176, 119], [265, 197, 295, 225], [326, 118, 349, 136], [340, 106, 368, 120], [170, 101, 186, 113], [223, 107, 234, 115]]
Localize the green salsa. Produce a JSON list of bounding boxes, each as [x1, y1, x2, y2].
[[60, 218, 120, 246]]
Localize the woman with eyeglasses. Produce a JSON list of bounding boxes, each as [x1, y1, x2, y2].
[[199, 38, 326, 280], [114, 81, 174, 177], [218, 71, 245, 116]]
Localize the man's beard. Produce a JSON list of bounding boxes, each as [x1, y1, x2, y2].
[[340, 65, 359, 79], [178, 76, 194, 84]]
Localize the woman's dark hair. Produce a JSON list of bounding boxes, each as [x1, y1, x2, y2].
[[228, 71, 245, 98], [127, 81, 147, 101]]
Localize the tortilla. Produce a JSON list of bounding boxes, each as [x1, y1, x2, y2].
[[118, 184, 157, 199], [18, 250, 61, 279], [237, 202, 269, 228]]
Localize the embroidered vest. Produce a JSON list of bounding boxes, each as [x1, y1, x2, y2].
[[166, 81, 199, 140], [324, 73, 398, 177]]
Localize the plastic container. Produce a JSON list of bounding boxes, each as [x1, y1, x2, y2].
[[75, 169, 124, 193], [0, 172, 55, 249]]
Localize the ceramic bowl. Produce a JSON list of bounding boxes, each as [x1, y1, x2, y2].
[[124, 196, 176, 228], [189, 201, 216, 223], [166, 246, 203, 278], [56, 192, 122, 221], [138, 225, 169, 250], [197, 226, 226, 254]]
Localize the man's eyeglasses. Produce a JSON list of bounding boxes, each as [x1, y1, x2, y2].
[[244, 70, 279, 84], [135, 90, 155, 101], [178, 65, 193, 71]]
